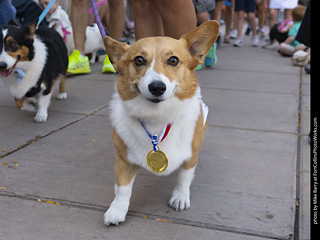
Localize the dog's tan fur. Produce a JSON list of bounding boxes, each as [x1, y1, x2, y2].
[[113, 129, 139, 186], [103, 21, 219, 225]]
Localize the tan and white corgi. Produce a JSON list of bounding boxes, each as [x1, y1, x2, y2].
[[103, 20, 219, 225]]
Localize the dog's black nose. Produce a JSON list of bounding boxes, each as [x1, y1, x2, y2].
[[0, 62, 8, 70], [148, 81, 166, 96]]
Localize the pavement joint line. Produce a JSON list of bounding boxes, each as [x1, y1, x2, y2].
[[208, 124, 298, 135], [293, 67, 303, 240], [66, 76, 115, 83], [210, 67, 300, 76], [202, 86, 300, 96], [0, 191, 290, 240], [0, 104, 109, 159]]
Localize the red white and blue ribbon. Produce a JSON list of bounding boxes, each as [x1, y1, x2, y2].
[[139, 120, 173, 152], [200, 100, 209, 126]]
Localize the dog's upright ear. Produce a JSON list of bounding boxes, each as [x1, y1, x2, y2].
[[103, 36, 129, 71], [181, 20, 219, 66], [22, 21, 37, 40]]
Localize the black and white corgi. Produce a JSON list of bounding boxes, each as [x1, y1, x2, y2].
[[0, 22, 68, 122]]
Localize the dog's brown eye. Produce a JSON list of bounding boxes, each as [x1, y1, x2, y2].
[[167, 56, 179, 66], [9, 41, 18, 51], [134, 56, 146, 66]]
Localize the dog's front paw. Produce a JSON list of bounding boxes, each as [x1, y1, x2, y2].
[[168, 188, 190, 211], [34, 111, 48, 123], [104, 206, 127, 226]]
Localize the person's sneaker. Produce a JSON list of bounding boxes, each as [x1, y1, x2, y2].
[[252, 35, 259, 47], [245, 26, 251, 36], [230, 29, 237, 39], [195, 64, 202, 71], [102, 55, 116, 73], [67, 49, 91, 74], [257, 28, 266, 39], [263, 41, 278, 49], [204, 43, 217, 67], [233, 37, 243, 47]]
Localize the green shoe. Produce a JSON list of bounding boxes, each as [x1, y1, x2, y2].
[[102, 55, 116, 73], [67, 50, 91, 74], [195, 64, 202, 71], [204, 43, 217, 67]]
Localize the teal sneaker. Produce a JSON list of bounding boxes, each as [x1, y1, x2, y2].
[[204, 43, 217, 67], [195, 64, 202, 71]]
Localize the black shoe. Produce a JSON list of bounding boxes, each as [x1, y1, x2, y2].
[[245, 26, 251, 36], [305, 65, 310, 74]]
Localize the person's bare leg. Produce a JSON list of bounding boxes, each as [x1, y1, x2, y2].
[[247, 12, 257, 36], [132, 0, 164, 40], [197, 12, 209, 25], [268, 8, 278, 31], [224, 3, 233, 39], [237, 10, 245, 38], [213, 0, 223, 23], [284, 8, 292, 20], [88, 0, 108, 25], [108, 0, 125, 41], [156, 0, 197, 39], [71, 0, 88, 55], [257, 0, 265, 30]]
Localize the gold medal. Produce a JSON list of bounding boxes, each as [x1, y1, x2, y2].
[[147, 149, 168, 173]]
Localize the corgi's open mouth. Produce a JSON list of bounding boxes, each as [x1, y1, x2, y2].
[[0, 58, 20, 78]]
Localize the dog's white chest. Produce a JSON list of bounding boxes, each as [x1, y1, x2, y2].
[[110, 89, 204, 175]]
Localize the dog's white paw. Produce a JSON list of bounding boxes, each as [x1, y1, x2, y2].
[[168, 189, 190, 211], [56, 93, 67, 100], [21, 103, 37, 112], [104, 206, 127, 226], [34, 111, 48, 123]]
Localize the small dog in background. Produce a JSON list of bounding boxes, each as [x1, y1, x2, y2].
[[103, 20, 219, 225], [38, 0, 104, 63], [0, 22, 68, 122]]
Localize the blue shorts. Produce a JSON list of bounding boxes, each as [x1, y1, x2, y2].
[[235, 0, 256, 13]]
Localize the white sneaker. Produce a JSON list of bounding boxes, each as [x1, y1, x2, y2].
[[230, 29, 237, 39], [263, 42, 279, 49], [233, 37, 243, 47], [252, 36, 259, 47]]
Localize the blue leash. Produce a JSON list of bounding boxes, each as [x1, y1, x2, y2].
[[37, 0, 56, 28]]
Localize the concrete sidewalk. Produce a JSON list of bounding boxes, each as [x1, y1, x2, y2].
[[0, 35, 310, 240]]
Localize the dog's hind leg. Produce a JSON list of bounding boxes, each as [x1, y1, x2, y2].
[[56, 75, 67, 100], [89, 51, 97, 64], [104, 129, 139, 226], [15, 98, 37, 112]]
